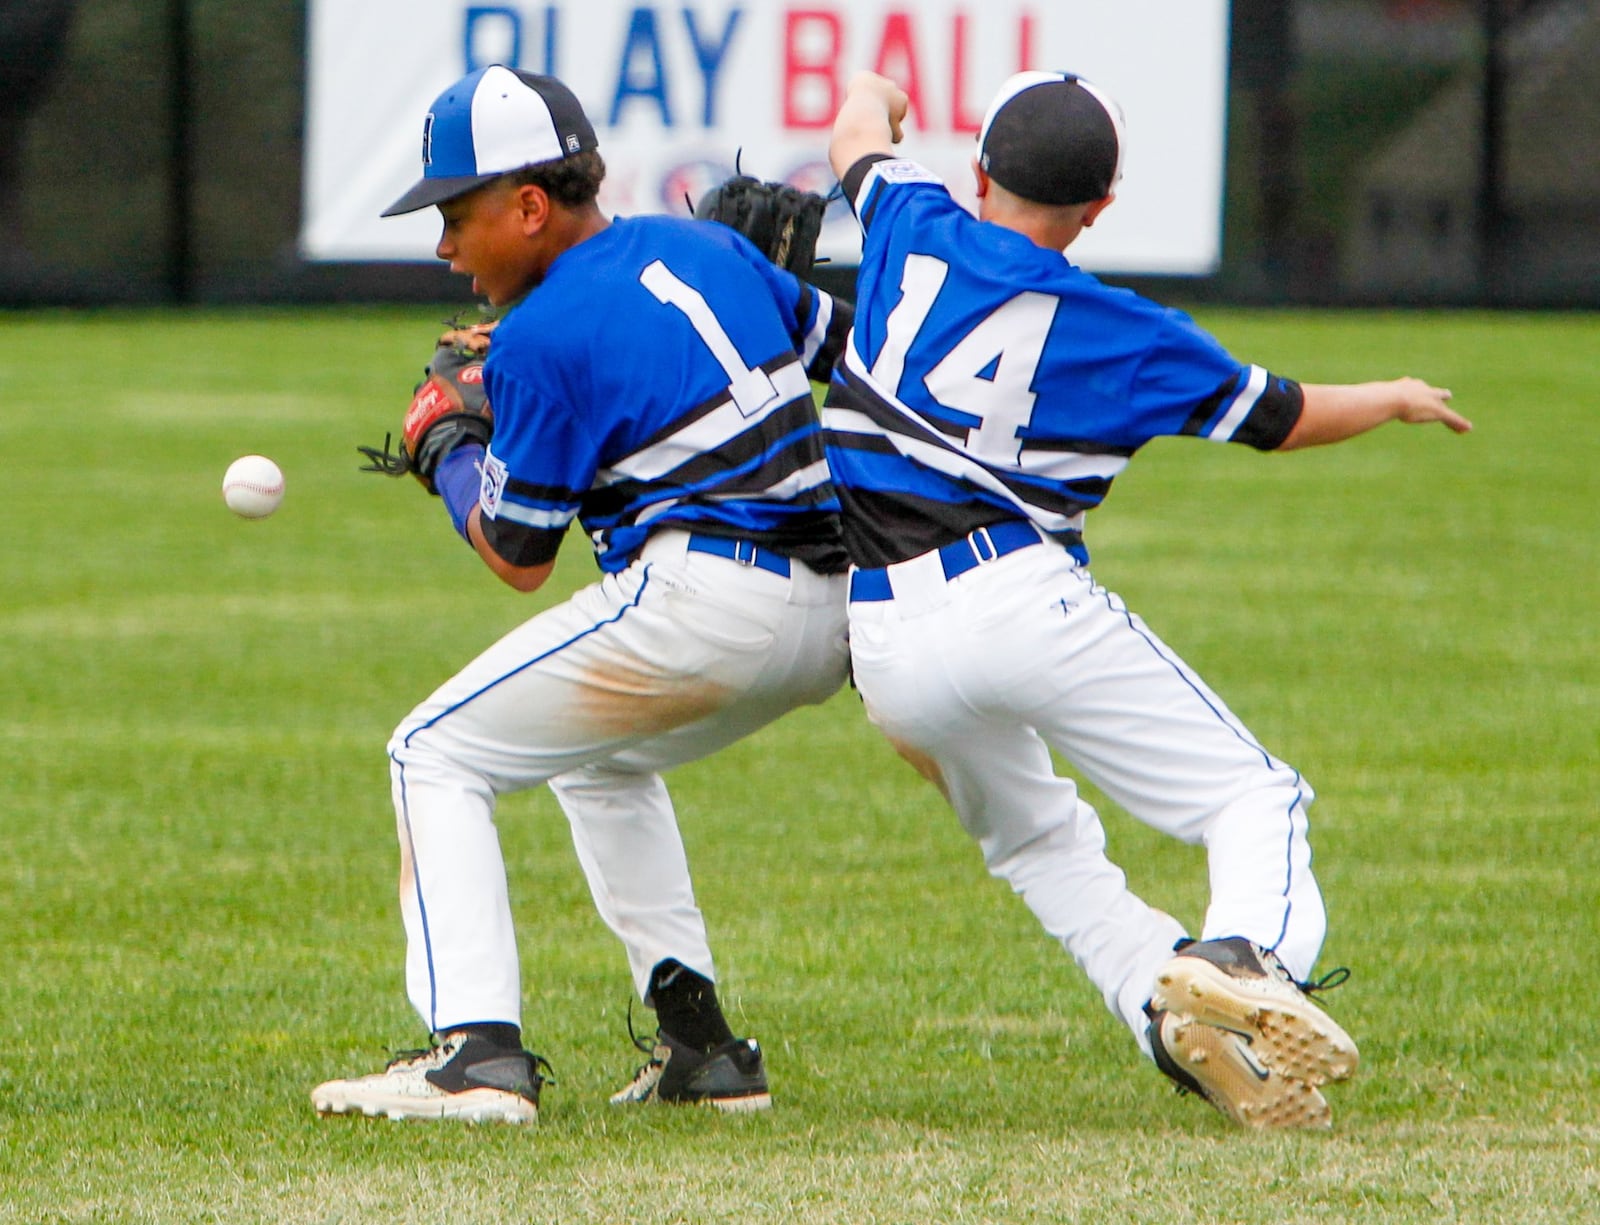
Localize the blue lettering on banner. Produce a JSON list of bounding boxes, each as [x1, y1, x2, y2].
[[457, 5, 742, 130], [463, 5, 559, 74], [465, 6, 521, 71], [682, 8, 742, 127], [611, 7, 671, 126]]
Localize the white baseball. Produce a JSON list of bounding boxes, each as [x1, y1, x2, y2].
[[222, 454, 286, 519]]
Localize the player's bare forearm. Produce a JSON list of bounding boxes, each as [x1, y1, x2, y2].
[[467, 506, 556, 593], [829, 72, 909, 181], [1279, 378, 1472, 450]]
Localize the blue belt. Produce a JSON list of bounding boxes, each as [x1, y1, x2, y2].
[[849, 520, 1040, 602], [686, 533, 792, 578]]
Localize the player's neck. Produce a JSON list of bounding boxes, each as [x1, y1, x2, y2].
[[551, 202, 610, 252], [984, 210, 1085, 254], [525, 204, 610, 287]]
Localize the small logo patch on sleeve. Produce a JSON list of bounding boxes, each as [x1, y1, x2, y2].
[[480, 449, 509, 519], [873, 159, 941, 185]]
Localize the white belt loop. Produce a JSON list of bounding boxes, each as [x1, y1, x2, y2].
[[882, 550, 950, 609], [968, 525, 997, 564]]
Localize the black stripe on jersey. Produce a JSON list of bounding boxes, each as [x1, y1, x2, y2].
[[1236, 373, 1304, 450], [1060, 475, 1113, 502], [843, 153, 896, 224], [828, 366, 1105, 521], [478, 516, 565, 569], [1017, 435, 1137, 458], [626, 352, 802, 455], [826, 419, 1100, 527], [645, 394, 825, 492], [826, 427, 904, 459], [649, 393, 825, 489], [1176, 370, 1305, 450], [805, 295, 854, 383], [675, 427, 836, 508], [501, 474, 573, 503], [1178, 374, 1237, 438], [584, 395, 831, 528], [833, 483, 1084, 571], [790, 285, 819, 370], [577, 481, 629, 524], [917, 401, 981, 441]]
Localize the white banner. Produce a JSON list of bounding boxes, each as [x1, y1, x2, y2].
[[302, 0, 1229, 274]]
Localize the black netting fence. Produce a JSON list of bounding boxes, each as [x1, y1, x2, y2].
[[3, 0, 1595, 308]]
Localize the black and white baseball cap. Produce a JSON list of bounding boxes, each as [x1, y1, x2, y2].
[[977, 71, 1125, 207], [381, 65, 599, 217]]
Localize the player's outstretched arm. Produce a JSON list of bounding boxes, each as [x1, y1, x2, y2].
[[828, 72, 909, 182], [1277, 378, 1472, 451]]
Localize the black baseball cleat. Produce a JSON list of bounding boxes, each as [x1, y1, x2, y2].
[[311, 1031, 551, 1124], [610, 1028, 772, 1112], [1147, 1006, 1332, 1129]]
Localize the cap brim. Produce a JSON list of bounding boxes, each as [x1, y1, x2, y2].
[[380, 172, 503, 217]]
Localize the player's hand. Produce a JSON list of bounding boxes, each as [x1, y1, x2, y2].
[[1391, 377, 1471, 433], [1284, 379, 1472, 449], [846, 71, 909, 144]]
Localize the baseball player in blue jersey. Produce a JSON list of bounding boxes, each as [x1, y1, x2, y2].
[[824, 71, 1471, 1128], [312, 67, 854, 1123]]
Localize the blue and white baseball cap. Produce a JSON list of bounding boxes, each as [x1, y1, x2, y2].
[[382, 65, 599, 217], [978, 71, 1125, 207]]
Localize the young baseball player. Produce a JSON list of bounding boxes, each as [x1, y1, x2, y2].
[[823, 70, 1471, 1128], [312, 67, 854, 1123]]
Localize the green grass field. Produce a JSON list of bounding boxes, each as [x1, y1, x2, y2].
[[1, 307, 1595, 1223]]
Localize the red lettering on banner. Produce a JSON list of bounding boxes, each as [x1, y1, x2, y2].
[[872, 10, 924, 128], [780, 6, 1039, 136], [950, 12, 981, 134], [1018, 10, 1035, 75], [783, 10, 843, 129]]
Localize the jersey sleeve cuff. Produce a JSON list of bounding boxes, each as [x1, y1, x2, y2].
[[841, 153, 895, 213]]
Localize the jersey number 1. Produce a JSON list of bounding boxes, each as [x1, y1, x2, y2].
[[640, 259, 779, 418], [870, 252, 1056, 463]]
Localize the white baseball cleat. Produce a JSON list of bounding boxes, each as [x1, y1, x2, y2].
[[1150, 937, 1359, 1087], [311, 1031, 549, 1124], [1147, 1008, 1332, 1130]]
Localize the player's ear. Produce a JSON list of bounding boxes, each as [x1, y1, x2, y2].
[[972, 158, 991, 200], [1081, 193, 1115, 228], [514, 182, 552, 235]]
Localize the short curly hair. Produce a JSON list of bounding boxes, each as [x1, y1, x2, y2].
[[506, 151, 606, 208]]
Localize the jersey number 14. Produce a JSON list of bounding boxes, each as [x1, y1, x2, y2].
[[870, 253, 1056, 463]]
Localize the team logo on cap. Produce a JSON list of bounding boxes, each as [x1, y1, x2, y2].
[[565, 133, 581, 153], [421, 114, 435, 166]]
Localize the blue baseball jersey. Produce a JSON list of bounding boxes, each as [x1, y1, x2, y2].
[[822, 157, 1304, 569], [478, 214, 848, 574]]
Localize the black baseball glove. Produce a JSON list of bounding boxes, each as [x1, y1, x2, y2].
[[694, 175, 830, 280], [359, 322, 496, 493]]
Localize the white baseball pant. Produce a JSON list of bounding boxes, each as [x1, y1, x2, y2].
[[845, 535, 1325, 1054], [388, 529, 849, 1034]]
